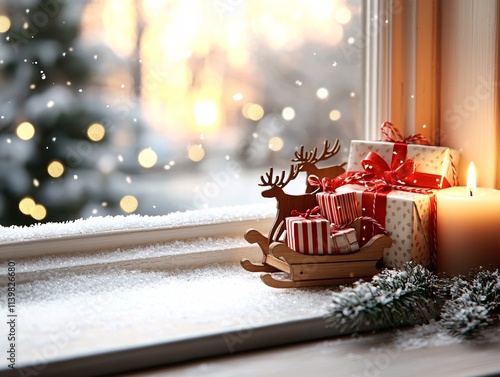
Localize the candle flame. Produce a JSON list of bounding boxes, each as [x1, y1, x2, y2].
[[467, 161, 476, 197]]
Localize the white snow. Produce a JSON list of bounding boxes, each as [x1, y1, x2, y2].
[[0, 203, 275, 243], [8, 260, 335, 366], [14, 236, 249, 273]]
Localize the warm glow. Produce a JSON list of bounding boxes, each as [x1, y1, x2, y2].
[[47, 161, 65, 178], [316, 88, 329, 99], [16, 122, 35, 140], [467, 161, 476, 197], [101, 0, 136, 57], [329, 109, 341, 121], [0, 15, 11, 33], [31, 204, 47, 221], [282, 107, 295, 121], [138, 148, 158, 168], [194, 99, 218, 128], [242, 103, 264, 121], [120, 195, 139, 213], [80, 1, 359, 143], [188, 144, 205, 162], [269, 136, 284, 152], [87, 123, 106, 142], [19, 197, 36, 215], [335, 7, 352, 24]]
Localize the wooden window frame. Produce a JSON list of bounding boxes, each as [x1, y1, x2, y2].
[[5, 1, 500, 374], [374, 0, 499, 188]]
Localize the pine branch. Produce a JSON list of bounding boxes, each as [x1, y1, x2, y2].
[[439, 268, 500, 337], [325, 263, 444, 333], [325, 263, 500, 338]]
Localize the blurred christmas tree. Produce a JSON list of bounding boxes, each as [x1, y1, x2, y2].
[[0, 0, 142, 226]]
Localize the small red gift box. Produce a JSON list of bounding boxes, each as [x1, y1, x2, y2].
[[316, 190, 358, 226], [330, 227, 359, 255], [308, 175, 359, 227], [285, 208, 331, 255]]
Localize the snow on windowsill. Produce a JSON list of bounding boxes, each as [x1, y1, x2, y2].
[[0, 203, 276, 244], [4, 202, 498, 374]]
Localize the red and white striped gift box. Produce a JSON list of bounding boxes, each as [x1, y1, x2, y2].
[[316, 191, 358, 226], [285, 216, 331, 255], [330, 228, 359, 254]]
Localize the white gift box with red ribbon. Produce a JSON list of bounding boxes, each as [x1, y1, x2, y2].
[[330, 227, 359, 254], [285, 217, 331, 255], [308, 175, 359, 226], [316, 191, 358, 226], [332, 122, 460, 268], [347, 123, 460, 190], [285, 208, 331, 255]]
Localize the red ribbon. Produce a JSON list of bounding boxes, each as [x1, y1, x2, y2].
[[291, 206, 321, 219], [307, 175, 343, 193], [361, 151, 415, 186], [380, 121, 430, 145], [331, 216, 387, 234], [359, 150, 451, 190]]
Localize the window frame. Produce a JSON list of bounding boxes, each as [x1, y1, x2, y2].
[[4, 1, 499, 374]]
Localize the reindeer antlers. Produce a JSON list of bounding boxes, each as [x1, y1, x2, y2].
[[259, 165, 300, 188], [291, 139, 341, 165]]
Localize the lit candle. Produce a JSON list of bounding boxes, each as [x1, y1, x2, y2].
[[436, 162, 500, 275]]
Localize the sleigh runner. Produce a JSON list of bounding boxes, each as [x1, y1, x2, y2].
[[241, 139, 392, 288]]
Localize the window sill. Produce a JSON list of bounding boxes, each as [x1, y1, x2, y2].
[[0, 204, 353, 376]]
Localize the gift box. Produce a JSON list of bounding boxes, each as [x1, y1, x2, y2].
[[286, 214, 331, 255], [330, 227, 359, 255], [336, 184, 436, 268], [316, 191, 358, 226], [347, 140, 460, 189]]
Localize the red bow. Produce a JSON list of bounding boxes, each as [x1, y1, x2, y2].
[[380, 121, 430, 145], [361, 151, 415, 187], [291, 206, 321, 219], [307, 175, 343, 193]]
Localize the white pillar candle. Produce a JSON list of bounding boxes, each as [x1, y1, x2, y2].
[[436, 162, 500, 275]]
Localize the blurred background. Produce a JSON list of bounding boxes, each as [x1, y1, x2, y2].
[[0, 0, 363, 226]]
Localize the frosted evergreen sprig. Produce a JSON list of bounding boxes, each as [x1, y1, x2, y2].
[[439, 269, 500, 336], [325, 262, 443, 332], [325, 263, 500, 338]]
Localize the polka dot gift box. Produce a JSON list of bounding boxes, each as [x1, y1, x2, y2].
[[337, 184, 434, 268], [337, 123, 460, 268]]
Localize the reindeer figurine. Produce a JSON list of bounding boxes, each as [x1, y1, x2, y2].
[[240, 163, 319, 274], [259, 164, 318, 244], [292, 139, 347, 193]]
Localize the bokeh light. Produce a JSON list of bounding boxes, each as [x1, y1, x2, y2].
[[316, 88, 329, 99], [16, 122, 35, 141], [0, 15, 11, 33], [120, 195, 139, 213], [269, 136, 284, 151], [138, 148, 158, 168], [335, 7, 352, 24], [329, 109, 342, 121], [31, 204, 47, 221], [87, 123, 106, 142], [47, 161, 65, 178], [19, 197, 36, 215], [188, 144, 205, 162], [242, 103, 264, 121], [282, 107, 296, 121]]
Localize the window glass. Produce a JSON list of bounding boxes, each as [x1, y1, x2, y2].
[[0, 0, 363, 226]]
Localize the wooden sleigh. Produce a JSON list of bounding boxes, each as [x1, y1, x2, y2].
[[241, 139, 392, 288]]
